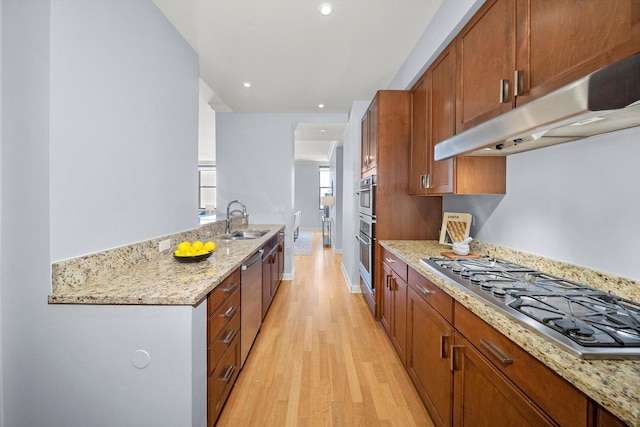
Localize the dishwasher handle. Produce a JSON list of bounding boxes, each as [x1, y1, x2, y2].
[[242, 249, 264, 270]]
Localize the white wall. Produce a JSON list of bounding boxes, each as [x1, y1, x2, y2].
[[1, 1, 204, 425], [216, 112, 346, 278], [444, 126, 640, 281], [198, 78, 216, 165], [294, 162, 324, 230], [330, 146, 344, 251], [49, 0, 199, 261], [341, 101, 370, 292]]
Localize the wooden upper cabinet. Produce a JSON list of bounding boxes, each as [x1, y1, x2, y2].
[[516, 0, 640, 106], [429, 46, 456, 195], [410, 45, 506, 195], [456, 0, 516, 133], [361, 98, 379, 176], [409, 74, 429, 195]]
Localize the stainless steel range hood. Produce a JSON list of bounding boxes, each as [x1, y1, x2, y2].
[[434, 52, 640, 160]]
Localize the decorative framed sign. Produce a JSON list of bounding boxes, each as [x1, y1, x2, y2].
[[439, 212, 472, 245]]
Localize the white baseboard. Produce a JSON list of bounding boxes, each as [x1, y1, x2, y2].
[[341, 263, 362, 293]]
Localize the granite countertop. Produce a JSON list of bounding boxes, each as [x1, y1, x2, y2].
[[379, 239, 640, 427], [48, 224, 284, 307]]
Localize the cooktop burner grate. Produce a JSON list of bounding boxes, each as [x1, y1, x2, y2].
[[421, 256, 640, 359]]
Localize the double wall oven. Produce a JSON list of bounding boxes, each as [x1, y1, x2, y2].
[[357, 176, 376, 294]]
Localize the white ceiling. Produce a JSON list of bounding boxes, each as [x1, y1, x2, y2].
[[153, 0, 443, 161]]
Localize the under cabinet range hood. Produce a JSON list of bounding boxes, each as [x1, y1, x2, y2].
[[434, 52, 640, 160]]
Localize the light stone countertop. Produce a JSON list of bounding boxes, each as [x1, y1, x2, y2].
[[379, 239, 640, 427], [48, 224, 284, 307]]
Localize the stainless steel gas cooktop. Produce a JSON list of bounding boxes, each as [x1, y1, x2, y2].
[[421, 257, 640, 359]]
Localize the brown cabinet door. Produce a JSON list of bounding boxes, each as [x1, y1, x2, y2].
[[516, 0, 640, 106], [407, 287, 453, 427], [428, 46, 456, 195], [262, 254, 272, 319], [361, 114, 369, 174], [380, 262, 392, 335], [391, 273, 407, 365], [452, 332, 555, 427], [367, 98, 378, 171], [456, 0, 516, 132], [409, 74, 430, 195]]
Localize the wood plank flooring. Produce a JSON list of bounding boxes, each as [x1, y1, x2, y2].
[[217, 231, 434, 426]]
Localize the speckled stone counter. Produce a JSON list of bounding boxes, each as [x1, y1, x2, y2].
[[379, 239, 640, 427], [49, 222, 284, 306]]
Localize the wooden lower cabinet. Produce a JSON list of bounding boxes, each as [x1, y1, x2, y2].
[[207, 268, 242, 426], [380, 247, 409, 365], [452, 332, 555, 427], [407, 285, 453, 427], [398, 266, 632, 427], [262, 229, 284, 319]]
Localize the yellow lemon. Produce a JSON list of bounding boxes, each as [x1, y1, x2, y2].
[[192, 241, 204, 251], [177, 241, 191, 253], [204, 241, 216, 252]]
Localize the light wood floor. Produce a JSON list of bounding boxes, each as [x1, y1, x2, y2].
[[217, 232, 434, 426]]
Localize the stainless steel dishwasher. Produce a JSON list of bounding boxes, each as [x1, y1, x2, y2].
[[240, 249, 263, 367]]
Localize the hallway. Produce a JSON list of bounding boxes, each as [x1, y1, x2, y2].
[[217, 232, 434, 426]]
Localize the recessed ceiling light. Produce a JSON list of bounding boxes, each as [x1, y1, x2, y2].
[[319, 3, 333, 16], [243, 82, 251, 88], [321, 129, 327, 132], [318, 104, 325, 109]]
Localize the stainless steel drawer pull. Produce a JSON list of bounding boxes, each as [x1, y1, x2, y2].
[[416, 284, 432, 296], [451, 345, 464, 371], [223, 282, 238, 293], [220, 306, 237, 319], [514, 69, 524, 96], [218, 365, 235, 382], [220, 329, 238, 345], [440, 335, 450, 359], [385, 257, 396, 264], [499, 79, 509, 103], [480, 338, 513, 366]]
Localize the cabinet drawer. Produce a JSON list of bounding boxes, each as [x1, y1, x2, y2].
[[208, 334, 240, 426], [208, 309, 240, 376], [381, 247, 407, 281], [408, 267, 453, 324], [454, 302, 590, 427], [208, 268, 240, 316], [208, 288, 240, 342]]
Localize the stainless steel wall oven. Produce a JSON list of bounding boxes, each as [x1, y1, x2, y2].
[[357, 175, 377, 293], [357, 214, 375, 292]]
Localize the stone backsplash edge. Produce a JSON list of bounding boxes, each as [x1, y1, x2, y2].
[[51, 217, 247, 292], [471, 240, 640, 302]]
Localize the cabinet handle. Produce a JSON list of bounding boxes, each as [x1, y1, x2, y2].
[[420, 174, 426, 189], [220, 305, 238, 319], [218, 365, 235, 382], [385, 257, 396, 264], [220, 328, 238, 345], [514, 69, 524, 96], [416, 284, 432, 296], [440, 335, 450, 358], [385, 274, 391, 289], [425, 174, 431, 189], [480, 338, 513, 366], [451, 345, 464, 371], [499, 79, 510, 103], [222, 282, 238, 293]]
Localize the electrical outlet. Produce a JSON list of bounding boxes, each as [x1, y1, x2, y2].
[[159, 239, 172, 252]]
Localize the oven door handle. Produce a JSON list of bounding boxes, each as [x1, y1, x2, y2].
[[355, 235, 372, 246]]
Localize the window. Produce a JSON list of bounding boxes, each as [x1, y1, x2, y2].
[[199, 166, 216, 210], [319, 166, 331, 209]]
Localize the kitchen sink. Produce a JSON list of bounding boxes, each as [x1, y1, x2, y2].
[[219, 230, 268, 241]]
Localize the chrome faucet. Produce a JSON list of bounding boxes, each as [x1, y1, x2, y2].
[[226, 200, 247, 234]]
